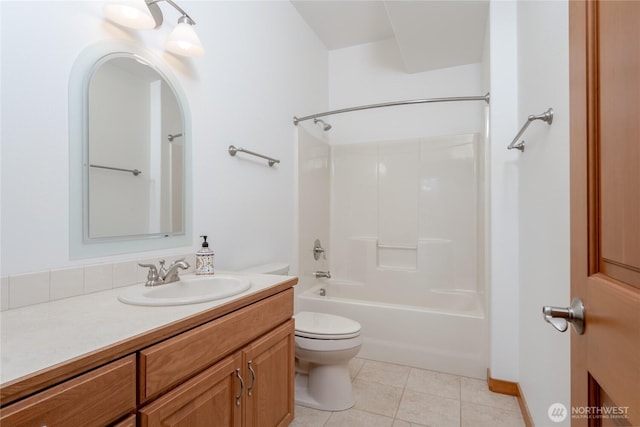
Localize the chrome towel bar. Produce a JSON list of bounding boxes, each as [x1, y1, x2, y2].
[[168, 133, 183, 142], [508, 108, 554, 152], [90, 164, 142, 176], [228, 145, 280, 167]]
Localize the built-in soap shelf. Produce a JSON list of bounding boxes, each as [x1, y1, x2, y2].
[[377, 242, 417, 271]]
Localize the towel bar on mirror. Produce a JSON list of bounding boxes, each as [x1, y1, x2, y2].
[[90, 164, 142, 176]]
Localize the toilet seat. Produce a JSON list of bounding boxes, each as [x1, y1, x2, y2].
[[296, 330, 361, 340], [294, 311, 361, 340], [295, 334, 362, 352]]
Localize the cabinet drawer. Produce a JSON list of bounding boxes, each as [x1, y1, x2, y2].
[[0, 355, 136, 427], [139, 288, 293, 402]]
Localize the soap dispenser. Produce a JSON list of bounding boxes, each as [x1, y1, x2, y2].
[[196, 235, 215, 275]]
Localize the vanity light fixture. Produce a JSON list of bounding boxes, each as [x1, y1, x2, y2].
[[103, 0, 204, 57]]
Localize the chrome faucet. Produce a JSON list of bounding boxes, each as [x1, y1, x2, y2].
[[313, 271, 331, 279], [159, 259, 190, 283], [139, 259, 190, 287]]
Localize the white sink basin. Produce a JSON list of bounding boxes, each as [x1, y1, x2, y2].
[[118, 275, 252, 306]]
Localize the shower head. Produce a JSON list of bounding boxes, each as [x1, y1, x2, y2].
[[314, 118, 332, 131]]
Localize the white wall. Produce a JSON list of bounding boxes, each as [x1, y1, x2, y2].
[[0, 1, 327, 276], [327, 38, 485, 144], [517, 1, 571, 425], [488, 0, 520, 382]]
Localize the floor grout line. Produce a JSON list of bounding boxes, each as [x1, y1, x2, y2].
[[293, 358, 525, 427]]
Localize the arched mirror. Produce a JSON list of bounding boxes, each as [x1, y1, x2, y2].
[[70, 42, 192, 258], [87, 53, 184, 239]]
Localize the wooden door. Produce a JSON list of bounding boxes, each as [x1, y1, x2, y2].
[[570, 1, 640, 426], [139, 353, 242, 427], [242, 320, 295, 427]]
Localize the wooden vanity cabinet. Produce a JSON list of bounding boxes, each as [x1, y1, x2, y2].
[[0, 285, 295, 427], [139, 319, 295, 427]]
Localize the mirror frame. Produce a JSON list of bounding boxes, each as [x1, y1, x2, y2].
[[69, 41, 192, 258]]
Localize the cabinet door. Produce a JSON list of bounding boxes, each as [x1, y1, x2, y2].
[[243, 320, 294, 427], [112, 414, 136, 427], [139, 353, 242, 427]]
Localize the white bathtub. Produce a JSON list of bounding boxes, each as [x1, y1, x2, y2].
[[296, 280, 488, 379]]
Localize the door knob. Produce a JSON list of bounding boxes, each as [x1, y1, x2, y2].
[[542, 297, 585, 335]]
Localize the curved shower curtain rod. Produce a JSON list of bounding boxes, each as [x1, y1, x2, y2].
[[293, 92, 490, 125]]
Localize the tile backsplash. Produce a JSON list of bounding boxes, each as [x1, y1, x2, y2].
[[0, 253, 196, 311]]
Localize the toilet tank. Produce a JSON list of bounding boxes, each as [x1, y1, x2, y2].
[[242, 262, 290, 275]]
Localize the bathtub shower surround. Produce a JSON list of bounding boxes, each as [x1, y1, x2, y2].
[[297, 131, 488, 378], [331, 133, 483, 296], [296, 126, 331, 298]]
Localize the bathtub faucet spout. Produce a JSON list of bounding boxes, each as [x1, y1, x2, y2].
[[313, 271, 332, 279]]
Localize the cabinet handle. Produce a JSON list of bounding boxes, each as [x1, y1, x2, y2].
[[247, 361, 256, 397], [235, 368, 244, 406]]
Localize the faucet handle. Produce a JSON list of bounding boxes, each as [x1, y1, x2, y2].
[[138, 263, 161, 286], [158, 259, 168, 276], [138, 263, 157, 271], [313, 239, 326, 261]]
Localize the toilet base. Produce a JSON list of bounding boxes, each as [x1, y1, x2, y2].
[[294, 362, 355, 411]]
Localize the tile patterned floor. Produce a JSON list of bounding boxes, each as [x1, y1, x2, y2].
[[290, 358, 526, 427]]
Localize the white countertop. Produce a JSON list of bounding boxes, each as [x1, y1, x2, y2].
[[0, 271, 293, 385]]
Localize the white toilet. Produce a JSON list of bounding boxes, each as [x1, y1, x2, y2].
[[242, 263, 362, 412], [294, 311, 362, 411]]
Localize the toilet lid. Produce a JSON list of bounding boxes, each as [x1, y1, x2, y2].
[[294, 311, 361, 339]]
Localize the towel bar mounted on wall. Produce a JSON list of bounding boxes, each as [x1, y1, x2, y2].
[[228, 145, 280, 167], [90, 164, 142, 176], [507, 108, 554, 152]]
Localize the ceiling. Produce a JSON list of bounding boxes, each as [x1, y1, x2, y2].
[[290, 0, 489, 73]]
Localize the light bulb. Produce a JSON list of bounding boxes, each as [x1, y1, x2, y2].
[[103, 0, 156, 30], [165, 19, 205, 57]]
